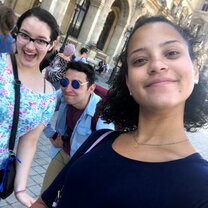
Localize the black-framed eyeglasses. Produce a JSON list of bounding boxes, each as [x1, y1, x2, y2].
[[16, 31, 51, 50], [60, 77, 88, 89]]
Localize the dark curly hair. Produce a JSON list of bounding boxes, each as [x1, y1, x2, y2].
[[98, 15, 208, 132], [80, 47, 88, 55]]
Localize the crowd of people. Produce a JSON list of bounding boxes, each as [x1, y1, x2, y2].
[[44, 43, 76, 89], [95, 59, 109, 74], [0, 4, 208, 208]]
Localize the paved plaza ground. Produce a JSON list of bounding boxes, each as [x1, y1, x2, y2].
[[1, 73, 208, 207]]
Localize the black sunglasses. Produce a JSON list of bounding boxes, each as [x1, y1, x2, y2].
[[60, 77, 88, 89]]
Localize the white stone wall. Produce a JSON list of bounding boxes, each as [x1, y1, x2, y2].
[[4, 0, 207, 68]]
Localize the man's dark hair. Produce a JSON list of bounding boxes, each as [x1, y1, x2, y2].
[[66, 61, 95, 86], [80, 47, 88, 55]]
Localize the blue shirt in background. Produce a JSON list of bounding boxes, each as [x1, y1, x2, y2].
[[0, 34, 14, 53]]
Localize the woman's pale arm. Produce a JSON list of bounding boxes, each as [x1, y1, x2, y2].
[[14, 124, 45, 207], [31, 197, 47, 208]]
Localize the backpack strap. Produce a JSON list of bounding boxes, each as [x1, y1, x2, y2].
[[43, 129, 121, 207], [91, 109, 99, 131], [85, 130, 113, 153]]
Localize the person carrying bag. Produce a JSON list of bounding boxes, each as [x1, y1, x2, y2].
[[0, 8, 59, 207], [0, 53, 21, 199]]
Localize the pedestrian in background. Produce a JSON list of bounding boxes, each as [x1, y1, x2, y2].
[[0, 4, 15, 53], [32, 15, 208, 208], [74, 47, 88, 63], [39, 47, 58, 72], [0, 7, 59, 207], [44, 43, 76, 89], [96, 59, 109, 74]]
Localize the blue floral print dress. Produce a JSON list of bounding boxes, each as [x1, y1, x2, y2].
[[0, 53, 57, 169]]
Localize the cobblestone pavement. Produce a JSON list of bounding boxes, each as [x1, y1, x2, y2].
[[1, 133, 51, 208], [1, 72, 208, 207]]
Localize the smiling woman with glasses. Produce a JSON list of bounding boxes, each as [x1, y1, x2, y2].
[[0, 7, 59, 207], [16, 31, 51, 50]]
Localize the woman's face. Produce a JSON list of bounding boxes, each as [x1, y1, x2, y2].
[[16, 16, 54, 68], [126, 22, 199, 112]]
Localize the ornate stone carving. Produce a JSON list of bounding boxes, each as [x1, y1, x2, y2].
[[160, 0, 167, 7], [136, 0, 145, 9]]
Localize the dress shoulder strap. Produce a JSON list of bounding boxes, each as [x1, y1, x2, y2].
[[44, 78, 46, 93]]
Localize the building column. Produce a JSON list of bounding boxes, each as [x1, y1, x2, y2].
[[89, 4, 111, 48], [107, 24, 126, 66], [78, 0, 104, 44], [41, 0, 69, 26], [40, 0, 54, 11], [60, 0, 76, 33]]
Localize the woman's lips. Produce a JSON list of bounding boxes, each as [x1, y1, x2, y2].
[[24, 52, 36, 61], [145, 79, 177, 87]]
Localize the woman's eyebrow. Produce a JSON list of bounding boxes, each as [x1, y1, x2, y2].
[[159, 40, 182, 47], [19, 29, 49, 40], [129, 47, 145, 56], [129, 40, 183, 55]]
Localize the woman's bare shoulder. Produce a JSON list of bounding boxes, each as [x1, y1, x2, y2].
[[45, 79, 55, 93]]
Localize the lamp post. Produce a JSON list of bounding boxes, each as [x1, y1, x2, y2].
[[106, 27, 132, 85], [59, 0, 81, 52]]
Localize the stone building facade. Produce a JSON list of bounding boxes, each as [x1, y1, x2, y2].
[[2, 0, 208, 69]]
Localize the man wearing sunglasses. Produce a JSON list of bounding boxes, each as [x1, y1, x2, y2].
[[41, 61, 115, 192]]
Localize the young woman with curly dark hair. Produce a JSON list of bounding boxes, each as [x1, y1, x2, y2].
[[33, 15, 208, 208]]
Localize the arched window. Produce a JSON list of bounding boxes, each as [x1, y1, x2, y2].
[[97, 11, 115, 50], [69, 0, 89, 38]]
